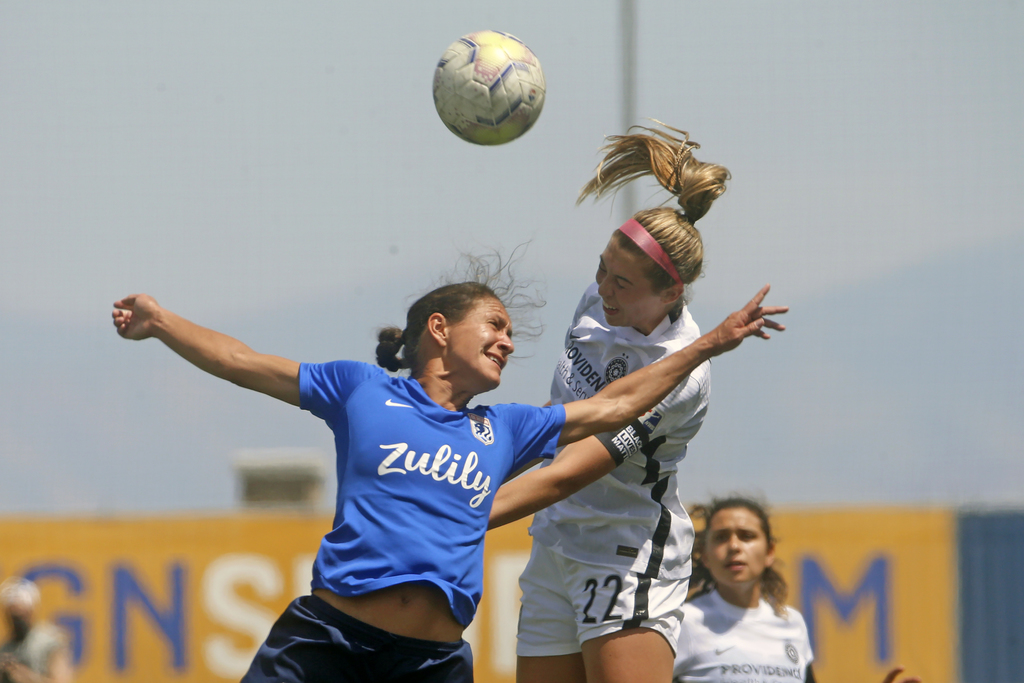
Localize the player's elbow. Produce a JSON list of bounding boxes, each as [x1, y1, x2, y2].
[[220, 351, 277, 397], [594, 396, 640, 434], [562, 397, 633, 445], [546, 460, 597, 500], [220, 354, 255, 386]]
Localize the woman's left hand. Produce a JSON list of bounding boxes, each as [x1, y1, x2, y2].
[[702, 284, 788, 356]]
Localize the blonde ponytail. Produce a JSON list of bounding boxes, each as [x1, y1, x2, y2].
[[578, 122, 730, 292]]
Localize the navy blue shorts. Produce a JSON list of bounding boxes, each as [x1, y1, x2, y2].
[[241, 594, 474, 683]]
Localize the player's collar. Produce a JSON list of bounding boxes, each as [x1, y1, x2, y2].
[[710, 588, 772, 619], [622, 310, 676, 342]]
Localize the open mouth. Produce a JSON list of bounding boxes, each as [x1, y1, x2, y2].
[[486, 354, 505, 370]]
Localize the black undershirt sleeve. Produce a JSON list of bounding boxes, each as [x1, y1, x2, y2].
[[805, 664, 816, 683]]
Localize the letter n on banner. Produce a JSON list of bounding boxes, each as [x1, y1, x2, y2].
[[112, 563, 187, 671]]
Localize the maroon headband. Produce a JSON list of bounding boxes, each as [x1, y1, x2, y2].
[[617, 219, 683, 286]]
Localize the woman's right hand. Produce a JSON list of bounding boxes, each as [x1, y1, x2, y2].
[[112, 294, 162, 341], [110, 293, 301, 406]]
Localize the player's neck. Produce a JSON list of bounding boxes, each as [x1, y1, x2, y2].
[[717, 581, 761, 610], [416, 372, 473, 412]]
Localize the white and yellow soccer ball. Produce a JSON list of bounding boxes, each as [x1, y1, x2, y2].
[[433, 30, 546, 145]]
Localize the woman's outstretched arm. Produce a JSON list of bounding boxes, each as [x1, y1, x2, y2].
[[489, 285, 787, 529], [558, 284, 787, 446], [490, 436, 615, 529], [112, 294, 301, 406]]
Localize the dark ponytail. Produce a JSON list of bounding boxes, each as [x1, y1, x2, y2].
[[375, 327, 405, 372]]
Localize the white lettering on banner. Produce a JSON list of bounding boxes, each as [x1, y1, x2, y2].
[[202, 554, 282, 679], [489, 552, 531, 675], [377, 443, 493, 508], [292, 554, 316, 600]]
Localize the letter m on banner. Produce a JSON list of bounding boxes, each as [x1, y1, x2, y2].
[[800, 555, 890, 662]]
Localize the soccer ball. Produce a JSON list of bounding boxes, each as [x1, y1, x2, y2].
[[433, 31, 546, 145]]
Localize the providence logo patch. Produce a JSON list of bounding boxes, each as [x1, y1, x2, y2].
[[604, 356, 629, 383], [784, 642, 799, 664]]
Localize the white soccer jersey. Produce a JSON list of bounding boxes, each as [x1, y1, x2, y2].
[[529, 282, 711, 580], [674, 590, 814, 683]]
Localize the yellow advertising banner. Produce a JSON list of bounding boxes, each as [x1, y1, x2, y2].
[[0, 509, 955, 683], [771, 508, 956, 683], [0, 515, 326, 683]]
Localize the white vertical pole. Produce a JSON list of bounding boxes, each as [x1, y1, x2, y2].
[[620, 0, 638, 222]]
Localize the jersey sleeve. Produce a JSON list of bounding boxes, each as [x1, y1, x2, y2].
[[494, 403, 567, 472], [792, 607, 815, 667], [299, 361, 383, 421], [595, 361, 710, 464], [671, 604, 699, 681]]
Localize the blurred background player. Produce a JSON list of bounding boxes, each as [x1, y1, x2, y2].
[[111, 263, 785, 683], [675, 496, 922, 683], [0, 578, 73, 683], [490, 123, 736, 683]]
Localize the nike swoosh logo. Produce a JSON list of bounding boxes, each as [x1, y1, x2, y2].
[[714, 646, 735, 655], [385, 399, 413, 408]]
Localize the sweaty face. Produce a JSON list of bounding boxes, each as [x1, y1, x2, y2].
[[444, 298, 514, 395], [703, 507, 775, 599], [595, 239, 681, 336]]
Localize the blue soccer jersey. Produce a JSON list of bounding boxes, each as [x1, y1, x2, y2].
[[299, 360, 566, 626]]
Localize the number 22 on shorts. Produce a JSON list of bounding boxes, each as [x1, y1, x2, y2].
[[581, 574, 624, 623]]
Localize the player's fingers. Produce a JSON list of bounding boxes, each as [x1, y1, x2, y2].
[[761, 305, 789, 316], [742, 319, 767, 338], [762, 318, 786, 331], [112, 310, 134, 335], [881, 667, 905, 683], [743, 284, 771, 311]]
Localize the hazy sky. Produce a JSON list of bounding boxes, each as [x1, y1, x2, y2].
[[1, 1, 1021, 513]]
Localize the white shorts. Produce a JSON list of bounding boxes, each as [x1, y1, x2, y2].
[[516, 542, 688, 658]]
